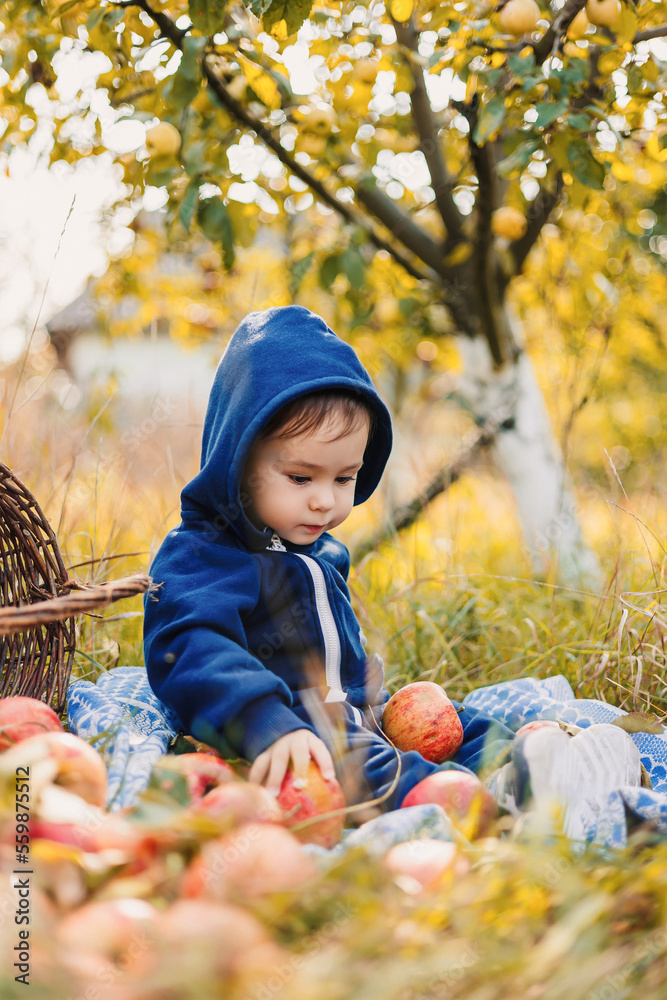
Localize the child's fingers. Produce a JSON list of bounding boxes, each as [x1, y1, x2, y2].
[[265, 744, 291, 797], [308, 736, 336, 782], [247, 751, 270, 786]]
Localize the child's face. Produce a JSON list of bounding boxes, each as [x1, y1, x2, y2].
[[240, 410, 369, 545]]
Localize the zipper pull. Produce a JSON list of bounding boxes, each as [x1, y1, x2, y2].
[[267, 532, 287, 551]]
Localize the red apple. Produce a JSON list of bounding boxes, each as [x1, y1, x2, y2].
[[154, 753, 236, 800], [384, 838, 463, 891], [515, 720, 561, 737], [154, 900, 285, 983], [180, 821, 317, 899], [57, 898, 158, 979], [16, 731, 107, 807], [277, 760, 346, 849], [382, 682, 464, 763], [401, 770, 497, 839], [0, 696, 63, 750], [194, 780, 284, 826]]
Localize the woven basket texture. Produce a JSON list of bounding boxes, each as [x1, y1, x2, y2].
[[0, 462, 75, 712]]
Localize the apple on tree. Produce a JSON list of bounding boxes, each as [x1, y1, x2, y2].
[[585, 0, 621, 28], [302, 105, 337, 137], [145, 121, 181, 159], [381, 681, 464, 763], [491, 206, 528, 242], [498, 0, 541, 37]]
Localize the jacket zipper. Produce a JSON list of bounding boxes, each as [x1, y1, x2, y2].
[[295, 553, 346, 702], [267, 533, 345, 700]]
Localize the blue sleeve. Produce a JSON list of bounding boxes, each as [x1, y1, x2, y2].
[[143, 527, 315, 760]]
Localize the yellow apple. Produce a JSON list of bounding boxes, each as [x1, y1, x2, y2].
[[298, 133, 328, 157], [302, 105, 338, 136], [585, 0, 621, 27], [145, 122, 181, 158], [491, 205, 528, 241], [499, 0, 541, 36], [566, 8, 590, 38]]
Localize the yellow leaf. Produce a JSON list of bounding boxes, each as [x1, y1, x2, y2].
[[443, 241, 473, 266], [491, 52, 506, 68], [241, 60, 278, 108], [597, 49, 624, 76], [270, 18, 288, 39], [613, 4, 637, 44], [390, 0, 414, 23]]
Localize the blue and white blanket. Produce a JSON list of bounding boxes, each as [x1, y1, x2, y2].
[[67, 668, 667, 849]]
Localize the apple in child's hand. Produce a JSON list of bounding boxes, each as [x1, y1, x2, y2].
[[401, 771, 497, 840], [0, 696, 63, 750], [277, 760, 346, 849], [381, 682, 464, 763]]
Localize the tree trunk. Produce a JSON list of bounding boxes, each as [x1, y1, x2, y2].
[[455, 316, 601, 587]]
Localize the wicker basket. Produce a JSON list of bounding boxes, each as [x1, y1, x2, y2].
[[0, 462, 150, 713]]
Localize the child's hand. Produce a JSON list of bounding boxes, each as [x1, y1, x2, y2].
[[248, 729, 336, 797]]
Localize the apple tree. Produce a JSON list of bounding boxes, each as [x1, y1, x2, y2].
[[1, 0, 666, 580]]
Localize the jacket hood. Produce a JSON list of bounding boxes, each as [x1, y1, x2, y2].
[[180, 305, 393, 551]]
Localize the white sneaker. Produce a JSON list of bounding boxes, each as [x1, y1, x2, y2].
[[492, 723, 642, 841]]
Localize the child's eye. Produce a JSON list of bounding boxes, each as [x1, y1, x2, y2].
[[336, 476, 356, 484], [288, 475, 310, 485]]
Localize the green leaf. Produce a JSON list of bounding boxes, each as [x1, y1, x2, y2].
[[197, 197, 235, 269], [85, 7, 106, 31], [182, 140, 209, 177], [52, 0, 83, 17], [179, 181, 200, 232], [248, 0, 274, 16], [188, 0, 228, 36], [179, 35, 207, 81], [263, 0, 314, 36], [319, 254, 341, 290], [496, 140, 539, 179], [567, 111, 592, 132], [289, 251, 314, 297], [509, 51, 536, 79], [473, 93, 505, 145], [534, 98, 569, 130], [567, 138, 606, 189], [341, 247, 365, 291]]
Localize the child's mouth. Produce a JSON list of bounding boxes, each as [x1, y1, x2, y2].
[[302, 524, 324, 532]]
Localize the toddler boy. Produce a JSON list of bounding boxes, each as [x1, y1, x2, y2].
[[143, 306, 516, 811]]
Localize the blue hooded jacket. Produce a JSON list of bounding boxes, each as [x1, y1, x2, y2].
[[143, 306, 394, 761]]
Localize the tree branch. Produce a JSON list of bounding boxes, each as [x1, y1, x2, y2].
[[351, 414, 503, 564], [532, 0, 587, 66], [634, 24, 667, 43], [508, 170, 564, 279], [354, 176, 445, 274], [124, 0, 443, 285], [458, 97, 515, 366], [392, 16, 465, 246]]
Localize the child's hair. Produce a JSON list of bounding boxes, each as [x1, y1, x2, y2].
[[258, 388, 377, 444]]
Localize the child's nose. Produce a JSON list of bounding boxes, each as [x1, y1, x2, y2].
[[309, 483, 335, 512]]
